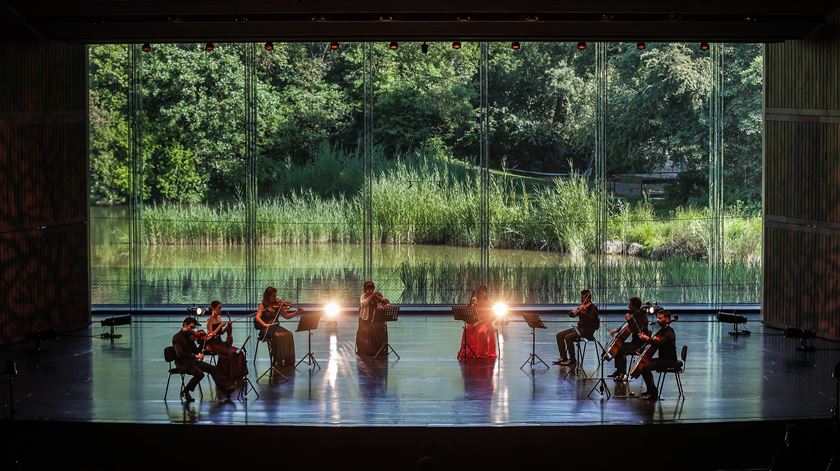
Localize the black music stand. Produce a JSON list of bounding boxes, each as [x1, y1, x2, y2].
[[235, 335, 259, 401], [295, 312, 323, 370], [587, 337, 612, 400], [520, 313, 550, 370], [256, 309, 288, 383], [373, 306, 400, 360], [453, 306, 479, 360]]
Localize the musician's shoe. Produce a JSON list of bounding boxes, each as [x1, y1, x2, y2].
[[562, 360, 577, 368], [640, 389, 658, 401], [608, 370, 621, 378], [182, 390, 195, 402], [613, 373, 628, 382], [552, 358, 567, 365]]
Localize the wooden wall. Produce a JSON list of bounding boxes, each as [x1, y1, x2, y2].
[[765, 7, 840, 340], [0, 9, 89, 345]]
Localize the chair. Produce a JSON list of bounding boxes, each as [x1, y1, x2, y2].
[[164, 346, 203, 401], [656, 345, 687, 400], [563, 334, 597, 379]]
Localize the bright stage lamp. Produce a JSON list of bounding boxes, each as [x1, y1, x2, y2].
[[324, 302, 340, 319], [492, 302, 508, 318]]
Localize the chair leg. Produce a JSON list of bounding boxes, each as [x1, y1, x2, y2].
[[164, 373, 172, 400], [676, 373, 684, 399], [657, 372, 666, 400], [252, 339, 259, 367]]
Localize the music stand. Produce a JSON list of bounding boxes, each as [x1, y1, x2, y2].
[[587, 337, 612, 400], [295, 312, 323, 370], [520, 313, 550, 370], [453, 306, 479, 360], [236, 335, 259, 401], [373, 306, 400, 360], [256, 309, 288, 383]]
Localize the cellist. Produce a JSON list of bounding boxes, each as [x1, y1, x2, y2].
[[636, 310, 679, 401], [608, 297, 650, 381]]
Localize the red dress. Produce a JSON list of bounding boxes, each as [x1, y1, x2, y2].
[[458, 307, 497, 359]]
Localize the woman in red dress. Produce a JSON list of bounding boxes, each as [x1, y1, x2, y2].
[[458, 285, 498, 359]]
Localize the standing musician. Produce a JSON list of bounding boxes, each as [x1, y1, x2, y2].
[[254, 286, 301, 368], [205, 300, 236, 357], [609, 297, 650, 381], [554, 289, 600, 367], [458, 285, 497, 359], [172, 317, 218, 402], [356, 280, 391, 357], [636, 310, 678, 401]]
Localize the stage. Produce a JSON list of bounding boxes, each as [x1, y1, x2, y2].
[[2, 313, 837, 426]]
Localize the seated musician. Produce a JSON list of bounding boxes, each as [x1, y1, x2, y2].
[[609, 297, 650, 381], [254, 286, 299, 368], [637, 310, 679, 401], [458, 285, 497, 359], [172, 317, 218, 402], [554, 289, 600, 367], [205, 300, 236, 357], [356, 280, 391, 357]]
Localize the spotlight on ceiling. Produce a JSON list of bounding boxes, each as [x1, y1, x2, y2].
[[636, 42, 646, 50], [452, 41, 462, 50], [329, 41, 340, 50], [389, 41, 399, 50], [577, 41, 587, 50], [700, 42, 710, 51], [511, 41, 521, 50], [421, 42, 429, 54], [264, 41, 274, 51], [141, 43, 152, 53], [205, 42, 215, 52]]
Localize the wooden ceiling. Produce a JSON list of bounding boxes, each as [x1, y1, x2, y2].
[[4, 0, 840, 43]]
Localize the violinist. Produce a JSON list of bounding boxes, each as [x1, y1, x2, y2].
[[255, 286, 300, 368], [554, 289, 600, 368], [458, 285, 497, 359], [172, 317, 217, 402], [356, 280, 391, 357], [636, 310, 678, 401], [205, 300, 236, 357], [609, 297, 650, 381]]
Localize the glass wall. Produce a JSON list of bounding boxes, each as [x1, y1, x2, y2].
[[88, 41, 764, 307]]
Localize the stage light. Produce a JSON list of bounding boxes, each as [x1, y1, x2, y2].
[[141, 43, 152, 53], [264, 41, 274, 51], [784, 327, 816, 352], [324, 302, 340, 319], [452, 41, 461, 49], [492, 302, 509, 319], [577, 41, 587, 50], [329, 41, 340, 50], [421, 42, 429, 54], [511, 41, 521, 50], [187, 304, 206, 317], [636, 42, 646, 50], [389, 41, 399, 50], [716, 312, 750, 336], [100, 315, 132, 339], [205, 42, 215, 52], [700, 42, 710, 51]]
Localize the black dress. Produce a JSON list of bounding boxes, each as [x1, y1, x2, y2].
[[356, 295, 388, 357], [258, 305, 296, 367]]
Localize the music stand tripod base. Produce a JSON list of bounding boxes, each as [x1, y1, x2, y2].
[[295, 313, 323, 371], [520, 314, 550, 371]]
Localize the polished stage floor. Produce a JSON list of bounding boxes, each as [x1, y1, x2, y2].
[[2, 313, 838, 426]]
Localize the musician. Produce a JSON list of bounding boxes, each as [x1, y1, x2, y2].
[[609, 297, 650, 381], [554, 289, 600, 367], [458, 285, 497, 359], [172, 317, 217, 402], [637, 310, 678, 400], [205, 300, 236, 357], [254, 286, 298, 368], [356, 280, 391, 357]]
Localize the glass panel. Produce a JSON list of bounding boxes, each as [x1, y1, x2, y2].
[[722, 43, 763, 304], [139, 43, 247, 305], [256, 42, 363, 305], [89, 44, 130, 305], [605, 42, 712, 304], [487, 42, 597, 304], [371, 42, 482, 304]]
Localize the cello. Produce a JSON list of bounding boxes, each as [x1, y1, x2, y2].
[[603, 302, 652, 361], [630, 314, 678, 379]]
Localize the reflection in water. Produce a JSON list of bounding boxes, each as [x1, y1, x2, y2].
[[459, 359, 498, 423], [356, 357, 390, 422]]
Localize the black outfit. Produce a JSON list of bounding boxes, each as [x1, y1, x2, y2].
[[556, 303, 600, 362], [258, 306, 295, 367], [614, 310, 651, 374], [640, 325, 679, 393], [356, 297, 388, 357], [206, 319, 236, 356], [172, 330, 217, 393]]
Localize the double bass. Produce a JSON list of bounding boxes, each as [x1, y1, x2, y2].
[[630, 315, 678, 379]]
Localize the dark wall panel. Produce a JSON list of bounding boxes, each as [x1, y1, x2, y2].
[[765, 7, 840, 340], [0, 10, 89, 345]]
